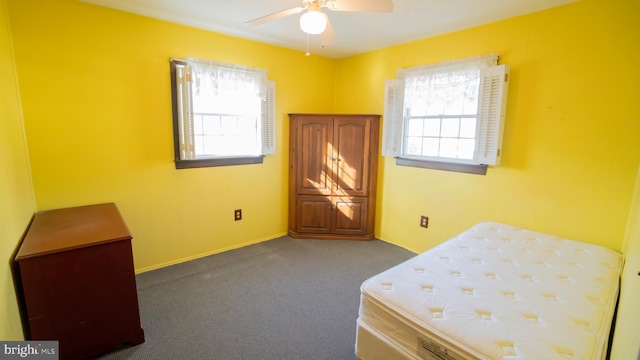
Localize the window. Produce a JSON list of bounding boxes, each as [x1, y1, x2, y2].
[[382, 54, 509, 175], [170, 57, 275, 169]]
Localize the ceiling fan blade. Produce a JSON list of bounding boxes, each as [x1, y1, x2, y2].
[[320, 17, 336, 46], [327, 0, 393, 12], [245, 6, 305, 26]]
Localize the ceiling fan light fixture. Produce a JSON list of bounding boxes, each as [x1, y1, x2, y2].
[[300, 10, 327, 35]]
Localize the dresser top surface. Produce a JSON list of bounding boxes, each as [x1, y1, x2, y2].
[[16, 203, 132, 260]]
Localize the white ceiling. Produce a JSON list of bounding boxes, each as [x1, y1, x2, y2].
[[80, 0, 576, 59]]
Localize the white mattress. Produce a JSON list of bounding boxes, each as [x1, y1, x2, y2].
[[356, 222, 623, 360]]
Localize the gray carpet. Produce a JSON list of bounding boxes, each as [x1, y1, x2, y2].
[[95, 236, 415, 360]]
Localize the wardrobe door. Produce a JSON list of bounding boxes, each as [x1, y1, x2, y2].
[[296, 196, 332, 234], [333, 117, 371, 197], [295, 117, 333, 196], [332, 197, 368, 235]]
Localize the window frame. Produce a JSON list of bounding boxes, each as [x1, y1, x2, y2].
[[169, 59, 275, 169], [382, 59, 509, 175]]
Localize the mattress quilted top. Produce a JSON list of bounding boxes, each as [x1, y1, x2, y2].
[[360, 222, 623, 360]]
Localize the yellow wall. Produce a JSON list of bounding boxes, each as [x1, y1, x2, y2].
[[336, 0, 640, 254], [0, 0, 36, 340], [6, 0, 336, 272], [611, 164, 640, 358]]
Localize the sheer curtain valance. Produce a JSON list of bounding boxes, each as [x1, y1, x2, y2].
[[186, 57, 268, 99], [399, 54, 498, 114]]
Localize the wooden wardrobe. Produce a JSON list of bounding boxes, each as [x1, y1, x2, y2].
[[288, 114, 380, 240]]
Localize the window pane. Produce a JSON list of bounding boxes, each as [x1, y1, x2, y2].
[[216, 136, 233, 155], [425, 97, 444, 116], [202, 115, 221, 134], [424, 118, 441, 136], [408, 102, 427, 116], [202, 135, 218, 154], [193, 115, 203, 134], [407, 118, 424, 136], [458, 139, 475, 159], [194, 115, 260, 156], [221, 116, 238, 134], [238, 116, 257, 131], [460, 118, 476, 138], [462, 94, 478, 115], [191, 86, 261, 158], [191, 114, 261, 157], [406, 137, 422, 155], [423, 138, 439, 157], [441, 118, 460, 138], [195, 136, 204, 154], [439, 138, 458, 158], [444, 96, 464, 115], [238, 116, 260, 154]]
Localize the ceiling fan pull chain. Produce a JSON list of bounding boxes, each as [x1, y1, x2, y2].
[[306, 34, 311, 56]]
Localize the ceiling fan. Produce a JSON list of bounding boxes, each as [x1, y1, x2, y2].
[[245, 0, 393, 52]]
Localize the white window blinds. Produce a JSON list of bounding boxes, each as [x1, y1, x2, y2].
[[261, 81, 276, 155], [382, 79, 405, 156], [474, 65, 509, 165]]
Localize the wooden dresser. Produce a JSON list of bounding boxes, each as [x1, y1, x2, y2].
[[14, 203, 145, 360], [288, 114, 380, 240]]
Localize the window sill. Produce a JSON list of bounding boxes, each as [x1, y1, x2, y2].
[[395, 157, 487, 175], [175, 156, 264, 169]]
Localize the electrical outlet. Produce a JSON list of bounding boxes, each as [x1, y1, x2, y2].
[[420, 216, 429, 228], [234, 209, 242, 221]]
